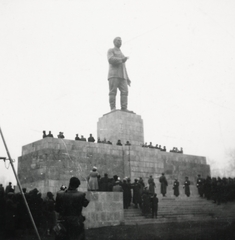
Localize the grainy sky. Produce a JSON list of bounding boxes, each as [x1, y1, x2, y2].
[[1, 0, 235, 186]]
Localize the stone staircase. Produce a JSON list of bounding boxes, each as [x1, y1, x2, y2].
[[124, 196, 235, 225]]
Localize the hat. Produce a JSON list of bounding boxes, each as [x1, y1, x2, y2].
[[93, 166, 97, 170]]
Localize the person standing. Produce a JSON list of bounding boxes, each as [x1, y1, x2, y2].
[[173, 179, 180, 197], [183, 177, 191, 197], [159, 173, 168, 197], [148, 176, 156, 195], [55, 177, 89, 240], [107, 37, 131, 111], [88, 166, 99, 191], [43, 192, 56, 236], [150, 193, 159, 218]]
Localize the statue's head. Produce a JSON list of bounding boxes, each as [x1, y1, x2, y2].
[[113, 37, 122, 48]]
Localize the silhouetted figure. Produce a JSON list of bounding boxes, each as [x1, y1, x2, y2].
[[116, 140, 122, 146], [43, 131, 47, 138], [57, 132, 65, 139], [173, 179, 180, 197], [155, 144, 159, 149], [55, 177, 89, 240], [178, 147, 183, 153], [159, 173, 168, 197], [99, 174, 109, 192], [5, 182, 13, 195], [148, 142, 154, 148], [161, 146, 166, 152], [97, 137, 101, 143], [142, 142, 148, 147], [102, 138, 107, 143], [142, 188, 151, 218], [107, 140, 112, 145], [80, 135, 86, 141], [125, 141, 131, 146], [43, 192, 55, 236], [47, 131, 54, 137], [88, 166, 99, 191], [88, 134, 95, 142], [183, 177, 191, 197], [158, 145, 162, 150], [75, 134, 80, 141], [197, 174, 204, 197], [151, 193, 158, 218], [148, 176, 156, 194]]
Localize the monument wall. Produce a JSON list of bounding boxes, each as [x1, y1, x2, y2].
[[18, 137, 210, 195], [18, 110, 210, 228]]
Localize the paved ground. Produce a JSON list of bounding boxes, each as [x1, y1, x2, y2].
[[1, 220, 235, 240]]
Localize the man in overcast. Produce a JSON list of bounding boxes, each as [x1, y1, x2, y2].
[[107, 37, 131, 111]]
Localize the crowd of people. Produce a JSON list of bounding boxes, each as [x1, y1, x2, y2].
[[42, 130, 133, 146], [141, 142, 184, 153], [196, 175, 235, 205], [0, 178, 89, 240]]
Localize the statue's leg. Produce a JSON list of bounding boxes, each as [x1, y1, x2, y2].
[[119, 79, 128, 110], [109, 78, 118, 110]]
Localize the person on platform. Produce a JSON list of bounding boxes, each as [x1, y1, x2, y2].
[[75, 134, 80, 141], [112, 178, 123, 192], [116, 140, 122, 146], [47, 131, 54, 137], [107, 37, 131, 111], [183, 177, 191, 197], [173, 179, 180, 197], [88, 134, 95, 142], [125, 141, 131, 146], [80, 135, 86, 141], [55, 177, 89, 240], [148, 176, 156, 195], [43, 131, 47, 138], [57, 132, 65, 139], [88, 166, 99, 191], [161, 146, 167, 152], [99, 173, 109, 192], [159, 173, 168, 197], [148, 142, 154, 148]]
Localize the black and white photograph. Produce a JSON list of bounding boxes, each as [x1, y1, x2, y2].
[[0, 0, 235, 239]]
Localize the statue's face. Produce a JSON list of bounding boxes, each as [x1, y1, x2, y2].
[[114, 37, 122, 48]]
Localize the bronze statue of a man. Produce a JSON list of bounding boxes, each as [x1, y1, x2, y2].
[[107, 37, 131, 111]]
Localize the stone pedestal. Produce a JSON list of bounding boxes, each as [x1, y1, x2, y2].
[[97, 110, 144, 146]]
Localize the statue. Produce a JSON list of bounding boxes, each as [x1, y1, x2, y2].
[[107, 37, 131, 111]]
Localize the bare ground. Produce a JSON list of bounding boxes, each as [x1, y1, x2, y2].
[[1, 220, 235, 240]]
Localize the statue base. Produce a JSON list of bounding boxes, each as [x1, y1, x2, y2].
[[97, 110, 144, 146]]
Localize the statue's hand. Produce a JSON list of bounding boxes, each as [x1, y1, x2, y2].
[[122, 57, 129, 63], [127, 79, 131, 86]]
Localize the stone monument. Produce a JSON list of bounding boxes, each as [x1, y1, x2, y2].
[[17, 38, 210, 228]]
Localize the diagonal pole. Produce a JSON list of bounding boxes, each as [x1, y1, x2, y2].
[[0, 126, 41, 240]]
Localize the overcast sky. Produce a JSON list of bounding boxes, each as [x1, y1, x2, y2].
[[1, 0, 235, 186]]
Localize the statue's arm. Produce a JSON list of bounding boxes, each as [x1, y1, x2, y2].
[[107, 49, 123, 65]]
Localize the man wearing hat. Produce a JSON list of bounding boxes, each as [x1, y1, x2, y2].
[[43, 192, 55, 236], [55, 177, 89, 240]]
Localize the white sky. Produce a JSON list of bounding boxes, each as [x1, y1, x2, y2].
[[1, 0, 235, 186]]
